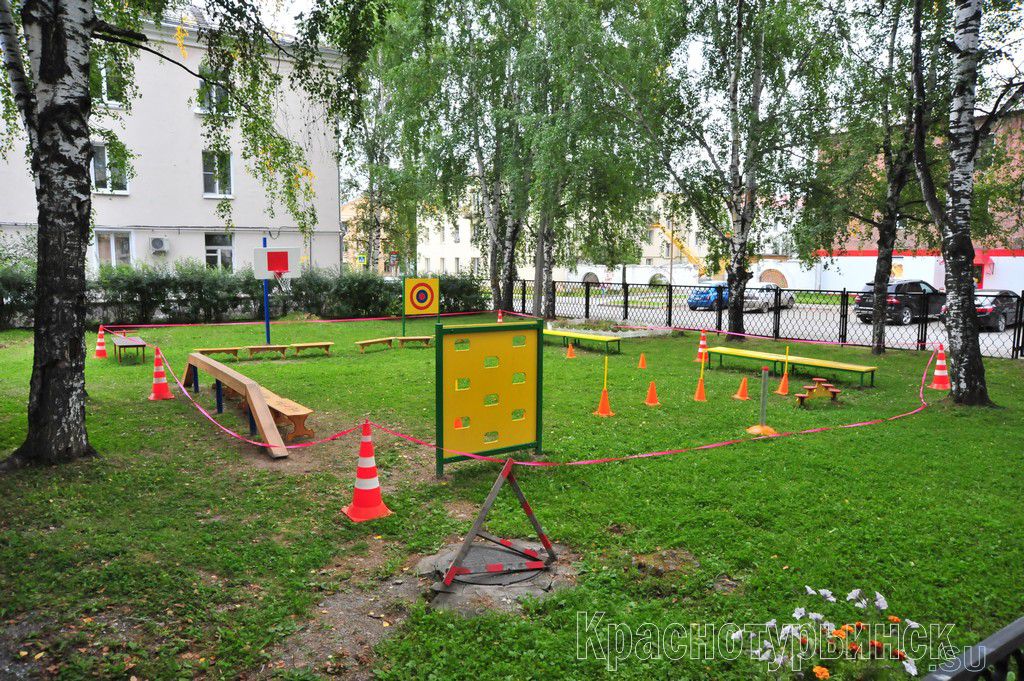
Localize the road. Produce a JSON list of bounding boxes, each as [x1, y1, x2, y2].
[[526, 291, 1018, 358]]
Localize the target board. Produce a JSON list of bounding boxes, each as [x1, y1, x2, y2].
[[434, 320, 544, 476], [404, 277, 439, 316]]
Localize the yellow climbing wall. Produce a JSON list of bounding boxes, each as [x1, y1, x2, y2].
[[440, 325, 539, 459]]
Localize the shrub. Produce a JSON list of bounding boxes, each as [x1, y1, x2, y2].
[[163, 260, 244, 323], [324, 272, 401, 318], [96, 264, 172, 323], [439, 272, 487, 312], [290, 267, 335, 317], [0, 265, 35, 328]]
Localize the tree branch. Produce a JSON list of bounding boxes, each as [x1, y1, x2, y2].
[[910, 0, 947, 227], [972, 81, 1024, 156], [92, 20, 146, 43], [0, 0, 37, 148]]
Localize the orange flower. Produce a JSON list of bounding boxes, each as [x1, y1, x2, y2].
[[888, 615, 902, 623], [894, 649, 907, 660], [813, 666, 831, 680], [848, 642, 861, 654], [800, 636, 809, 645], [869, 640, 885, 654], [842, 624, 856, 633], [831, 628, 847, 640], [855, 621, 866, 631]]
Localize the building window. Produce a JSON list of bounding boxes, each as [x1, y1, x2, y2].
[[648, 229, 657, 244], [196, 66, 230, 114], [422, 257, 430, 273], [205, 233, 233, 270], [202, 150, 232, 198], [454, 257, 460, 273], [453, 225, 461, 243], [471, 257, 480, 274], [90, 60, 125, 106], [645, 258, 653, 266], [439, 257, 445, 273], [91, 143, 128, 193], [96, 231, 131, 266]]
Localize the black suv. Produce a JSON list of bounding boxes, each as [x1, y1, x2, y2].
[[854, 279, 946, 325]]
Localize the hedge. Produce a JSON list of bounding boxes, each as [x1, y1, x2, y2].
[[0, 264, 490, 328]]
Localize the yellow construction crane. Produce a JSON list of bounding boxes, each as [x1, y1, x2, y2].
[[652, 222, 706, 274]]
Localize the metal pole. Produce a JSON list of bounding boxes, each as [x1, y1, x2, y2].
[[262, 237, 271, 344], [215, 380, 224, 414], [759, 366, 769, 428]]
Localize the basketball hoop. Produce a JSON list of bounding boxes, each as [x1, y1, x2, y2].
[[254, 247, 300, 281]]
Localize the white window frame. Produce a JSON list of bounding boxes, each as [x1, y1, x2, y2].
[[90, 142, 129, 195], [422, 257, 430, 273], [93, 61, 124, 109], [202, 150, 234, 199], [439, 257, 446, 273], [204, 233, 234, 271], [94, 229, 133, 267], [194, 69, 231, 115]]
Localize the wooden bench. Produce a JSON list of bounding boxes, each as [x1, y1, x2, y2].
[[246, 344, 289, 358], [109, 335, 147, 363], [543, 329, 622, 354], [355, 337, 394, 353], [195, 347, 243, 357], [397, 336, 432, 348], [244, 387, 315, 441], [291, 342, 334, 356], [796, 378, 842, 406], [707, 346, 878, 387]]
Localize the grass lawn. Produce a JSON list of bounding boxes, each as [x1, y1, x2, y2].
[[1, 313, 1022, 678]]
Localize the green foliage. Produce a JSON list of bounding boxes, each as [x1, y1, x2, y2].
[[1, 320, 1023, 675], [0, 266, 34, 329], [438, 272, 487, 312], [96, 264, 171, 324], [160, 259, 246, 323]]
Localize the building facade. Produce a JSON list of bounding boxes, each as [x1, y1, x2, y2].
[[0, 19, 341, 275]]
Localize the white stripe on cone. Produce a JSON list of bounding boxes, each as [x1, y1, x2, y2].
[[354, 477, 381, 490], [357, 456, 376, 467]]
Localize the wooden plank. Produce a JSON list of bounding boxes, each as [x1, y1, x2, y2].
[[184, 353, 289, 458], [195, 347, 242, 356], [706, 346, 877, 374], [260, 388, 313, 417], [542, 329, 618, 343], [109, 335, 146, 348], [291, 342, 334, 349]]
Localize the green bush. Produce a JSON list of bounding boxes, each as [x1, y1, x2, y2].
[[290, 267, 335, 317], [96, 264, 172, 323], [324, 272, 402, 319], [439, 273, 487, 312], [163, 260, 245, 323], [0, 265, 35, 329]]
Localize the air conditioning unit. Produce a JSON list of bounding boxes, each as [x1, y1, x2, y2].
[[150, 237, 168, 254]]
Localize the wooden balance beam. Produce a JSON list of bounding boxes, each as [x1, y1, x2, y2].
[[182, 352, 289, 458]]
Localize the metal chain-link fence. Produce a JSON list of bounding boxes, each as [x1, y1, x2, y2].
[[511, 280, 1024, 359]]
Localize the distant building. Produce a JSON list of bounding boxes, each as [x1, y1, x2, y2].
[[0, 14, 342, 275]]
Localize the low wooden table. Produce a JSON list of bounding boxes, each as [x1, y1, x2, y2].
[[109, 335, 147, 363], [195, 347, 242, 357], [355, 337, 395, 353], [246, 345, 289, 358], [291, 342, 334, 356], [397, 336, 432, 348]]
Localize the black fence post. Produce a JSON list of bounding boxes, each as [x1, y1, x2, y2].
[[552, 281, 558, 317], [666, 284, 674, 327], [520, 279, 526, 313], [623, 281, 630, 321], [584, 281, 591, 320], [772, 288, 782, 340], [715, 287, 724, 331], [917, 292, 929, 350], [1014, 290, 1024, 359], [839, 289, 848, 345]]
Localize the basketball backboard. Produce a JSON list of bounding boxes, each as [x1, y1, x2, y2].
[[253, 247, 301, 280]]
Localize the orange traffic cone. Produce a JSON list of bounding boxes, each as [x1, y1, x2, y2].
[[929, 344, 950, 390], [694, 376, 707, 402], [638, 353, 647, 369], [148, 347, 174, 401], [594, 389, 614, 417], [774, 372, 789, 396], [343, 421, 393, 522], [566, 343, 577, 359], [733, 377, 749, 400], [497, 309, 504, 323], [694, 330, 709, 363], [94, 326, 108, 359], [644, 381, 660, 406]]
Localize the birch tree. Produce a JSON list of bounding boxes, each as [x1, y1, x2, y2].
[[0, 0, 354, 468], [910, 0, 1023, 405]]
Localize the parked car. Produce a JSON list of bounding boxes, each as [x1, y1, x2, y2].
[[687, 281, 729, 310], [854, 279, 946, 325], [940, 289, 1020, 332], [743, 283, 796, 312]]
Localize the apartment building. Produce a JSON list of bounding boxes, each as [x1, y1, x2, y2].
[[0, 15, 341, 274]]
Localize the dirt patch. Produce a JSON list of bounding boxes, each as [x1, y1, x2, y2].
[[259, 543, 426, 680], [632, 548, 700, 577], [713, 574, 741, 594], [0, 615, 49, 680]]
